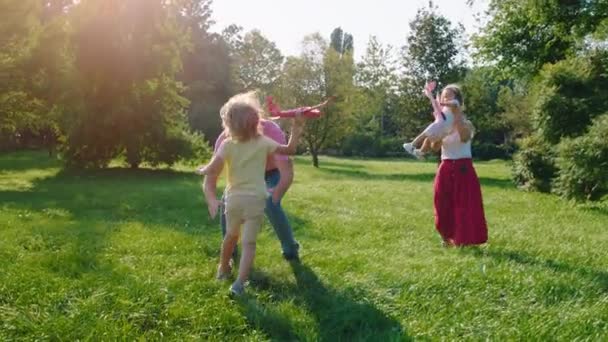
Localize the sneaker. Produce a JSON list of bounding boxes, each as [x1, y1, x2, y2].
[[282, 242, 300, 262], [413, 149, 425, 159], [229, 280, 245, 296], [403, 142, 415, 156]]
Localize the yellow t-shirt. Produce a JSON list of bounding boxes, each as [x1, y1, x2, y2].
[[218, 135, 280, 199]]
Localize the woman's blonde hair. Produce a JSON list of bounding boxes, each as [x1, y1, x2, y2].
[[220, 91, 263, 142]]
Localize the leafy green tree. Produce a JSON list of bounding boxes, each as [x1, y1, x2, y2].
[[176, 0, 234, 145], [64, 0, 195, 168], [355, 36, 398, 136], [473, 0, 608, 79], [233, 30, 284, 92], [277, 33, 354, 167], [397, 2, 465, 140]]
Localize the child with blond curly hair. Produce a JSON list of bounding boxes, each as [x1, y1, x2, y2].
[[198, 91, 305, 296]]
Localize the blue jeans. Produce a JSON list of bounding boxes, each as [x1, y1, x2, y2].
[[220, 169, 299, 258]]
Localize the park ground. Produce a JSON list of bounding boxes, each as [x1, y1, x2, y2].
[[0, 151, 607, 340]]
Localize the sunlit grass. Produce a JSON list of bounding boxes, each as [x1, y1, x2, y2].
[[0, 151, 606, 340]]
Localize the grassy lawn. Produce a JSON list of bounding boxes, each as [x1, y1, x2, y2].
[[0, 151, 607, 340]]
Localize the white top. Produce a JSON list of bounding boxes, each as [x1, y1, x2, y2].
[[441, 119, 474, 160]]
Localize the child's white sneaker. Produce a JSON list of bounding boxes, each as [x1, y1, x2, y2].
[[403, 143, 415, 156], [413, 149, 425, 159]]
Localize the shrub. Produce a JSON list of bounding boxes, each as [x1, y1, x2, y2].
[[472, 141, 513, 160], [340, 133, 403, 157], [531, 54, 608, 144], [512, 134, 557, 192], [553, 114, 608, 201]]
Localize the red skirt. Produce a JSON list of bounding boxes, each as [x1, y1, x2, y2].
[[434, 158, 487, 246]]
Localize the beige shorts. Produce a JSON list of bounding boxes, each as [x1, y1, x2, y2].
[[224, 194, 266, 244]]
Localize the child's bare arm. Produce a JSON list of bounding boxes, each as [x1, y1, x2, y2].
[[423, 81, 442, 118], [275, 118, 304, 155], [200, 155, 224, 218]]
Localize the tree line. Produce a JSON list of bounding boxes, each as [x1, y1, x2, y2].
[[1, 0, 607, 201]]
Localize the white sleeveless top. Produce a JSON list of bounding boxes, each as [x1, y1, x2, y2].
[[441, 120, 474, 160]]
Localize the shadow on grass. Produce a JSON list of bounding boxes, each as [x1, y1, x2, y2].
[[0, 150, 60, 172], [466, 247, 608, 293], [240, 262, 408, 341], [318, 167, 515, 189], [0, 166, 219, 236]]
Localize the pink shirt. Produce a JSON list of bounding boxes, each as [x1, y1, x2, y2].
[[214, 120, 288, 171]]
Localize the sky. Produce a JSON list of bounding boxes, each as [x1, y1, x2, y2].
[[210, 0, 489, 60]]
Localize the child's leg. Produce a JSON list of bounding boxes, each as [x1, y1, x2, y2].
[[431, 140, 442, 152], [236, 216, 264, 283], [411, 132, 427, 148], [419, 137, 433, 153], [220, 199, 244, 275], [219, 228, 239, 273]]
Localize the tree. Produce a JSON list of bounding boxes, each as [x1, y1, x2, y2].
[[0, 0, 70, 152], [401, 2, 465, 86], [473, 0, 608, 79], [277, 33, 354, 167], [355, 36, 398, 136], [177, 0, 234, 145], [397, 2, 465, 140], [330, 27, 354, 54], [64, 0, 195, 168], [235, 30, 284, 92]]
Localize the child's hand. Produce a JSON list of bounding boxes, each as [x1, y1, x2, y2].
[[207, 198, 221, 219], [423, 81, 436, 98]]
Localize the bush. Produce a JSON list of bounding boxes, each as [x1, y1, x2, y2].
[[472, 141, 513, 160], [340, 133, 403, 157], [512, 134, 557, 192], [531, 54, 608, 144], [553, 114, 608, 201]]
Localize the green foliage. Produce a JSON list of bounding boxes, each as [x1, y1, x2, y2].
[[531, 54, 608, 144], [330, 27, 354, 54], [353, 36, 399, 137], [512, 134, 557, 193], [397, 3, 465, 140], [554, 114, 608, 201], [230, 29, 284, 92], [341, 133, 402, 157], [63, 0, 194, 169], [402, 3, 465, 85], [473, 0, 608, 79], [277, 32, 355, 167], [0, 0, 69, 151], [177, 0, 234, 144], [461, 67, 513, 152], [496, 84, 534, 140], [472, 141, 513, 161]]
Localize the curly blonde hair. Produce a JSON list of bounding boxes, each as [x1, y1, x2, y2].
[[220, 91, 263, 142]]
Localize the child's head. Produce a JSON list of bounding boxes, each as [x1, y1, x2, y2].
[[441, 84, 464, 108], [220, 91, 263, 141]]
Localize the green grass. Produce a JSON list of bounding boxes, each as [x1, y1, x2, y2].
[[1, 151, 607, 340]]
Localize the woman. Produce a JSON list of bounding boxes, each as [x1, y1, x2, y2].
[[433, 85, 487, 247]]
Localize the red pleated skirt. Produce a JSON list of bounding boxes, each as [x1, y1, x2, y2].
[[434, 158, 488, 246]]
